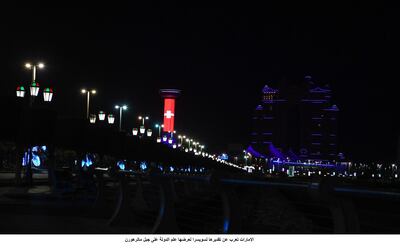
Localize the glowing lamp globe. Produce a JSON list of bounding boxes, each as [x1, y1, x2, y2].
[[162, 136, 167, 142], [107, 114, 115, 124], [146, 129, 152, 137], [98, 111, 106, 121], [16, 86, 26, 98], [30, 81, 40, 96], [139, 126, 145, 134], [172, 144, 177, 149], [156, 137, 161, 143], [43, 87, 53, 102], [132, 128, 138, 136], [168, 138, 173, 144], [89, 114, 96, 123]]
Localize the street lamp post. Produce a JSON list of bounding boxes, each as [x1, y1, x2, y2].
[[25, 62, 44, 106], [81, 89, 96, 119], [138, 116, 149, 135], [115, 105, 128, 131], [155, 124, 164, 143], [25, 62, 44, 82]]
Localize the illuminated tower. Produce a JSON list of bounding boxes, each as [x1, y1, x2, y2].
[[251, 76, 339, 161], [160, 89, 181, 132]]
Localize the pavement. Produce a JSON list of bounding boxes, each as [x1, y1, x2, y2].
[[0, 175, 142, 234]]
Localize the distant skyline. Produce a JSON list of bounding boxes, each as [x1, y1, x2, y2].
[[1, 4, 399, 161]]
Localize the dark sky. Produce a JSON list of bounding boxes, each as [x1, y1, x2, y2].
[[2, 3, 399, 161]]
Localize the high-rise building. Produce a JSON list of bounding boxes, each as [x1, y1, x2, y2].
[[250, 76, 339, 161]]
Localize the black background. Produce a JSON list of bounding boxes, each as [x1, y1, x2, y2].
[[1, 3, 399, 161]]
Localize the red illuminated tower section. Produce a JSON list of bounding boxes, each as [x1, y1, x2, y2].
[[160, 89, 181, 133]]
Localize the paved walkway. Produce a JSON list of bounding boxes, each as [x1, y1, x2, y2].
[[0, 184, 141, 234]]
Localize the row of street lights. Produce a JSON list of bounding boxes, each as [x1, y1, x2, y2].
[[13, 61, 242, 180]]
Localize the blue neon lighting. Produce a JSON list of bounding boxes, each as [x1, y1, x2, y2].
[[117, 160, 126, 170], [81, 154, 93, 168], [140, 162, 147, 171]]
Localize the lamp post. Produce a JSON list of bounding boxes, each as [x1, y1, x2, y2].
[[89, 114, 97, 124], [244, 155, 249, 166], [178, 135, 182, 146], [98, 111, 106, 121], [138, 116, 149, 135], [115, 105, 127, 131], [43, 88, 53, 102], [138, 115, 149, 126], [16, 86, 26, 98], [25, 63, 44, 82], [107, 114, 115, 124], [186, 138, 192, 150], [155, 124, 163, 143], [81, 89, 96, 119], [25, 63, 44, 106]]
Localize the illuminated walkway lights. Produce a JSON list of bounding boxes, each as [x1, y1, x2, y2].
[[98, 111, 106, 121], [30, 81, 40, 96], [107, 114, 115, 124], [16, 86, 26, 98], [43, 87, 53, 102], [89, 114, 96, 123], [132, 128, 138, 136], [146, 129, 153, 137], [81, 89, 96, 119], [25, 62, 44, 82], [115, 105, 128, 131]]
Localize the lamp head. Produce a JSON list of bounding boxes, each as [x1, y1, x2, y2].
[[25, 63, 32, 69], [38, 63, 45, 69]]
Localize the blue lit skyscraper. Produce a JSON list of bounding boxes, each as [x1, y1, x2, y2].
[[251, 76, 339, 161]]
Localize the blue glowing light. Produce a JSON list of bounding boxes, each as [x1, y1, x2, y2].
[[223, 218, 230, 233], [159, 165, 164, 171], [81, 154, 93, 168], [32, 155, 41, 167], [117, 160, 126, 170], [140, 162, 147, 171], [22, 146, 45, 167], [219, 153, 229, 161], [169, 166, 174, 172], [22, 151, 29, 167]]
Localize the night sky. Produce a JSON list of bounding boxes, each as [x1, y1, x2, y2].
[[2, 3, 399, 161]]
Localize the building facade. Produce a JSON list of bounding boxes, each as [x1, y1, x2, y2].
[[251, 76, 339, 161]]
